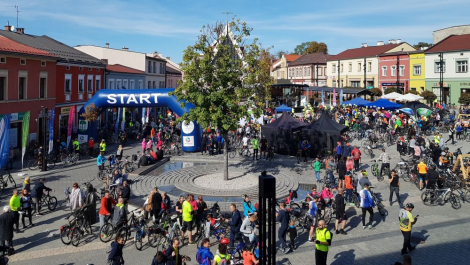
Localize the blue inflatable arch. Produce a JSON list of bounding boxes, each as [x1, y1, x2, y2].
[[78, 88, 200, 152]]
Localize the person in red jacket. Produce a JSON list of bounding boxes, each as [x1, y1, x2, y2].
[[351, 146, 361, 172], [88, 137, 95, 158], [99, 191, 117, 229]]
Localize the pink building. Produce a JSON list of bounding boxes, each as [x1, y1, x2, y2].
[[378, 52, 410, 93]]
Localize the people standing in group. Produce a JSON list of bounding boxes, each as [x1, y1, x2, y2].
[[276, 202, 291, 253], [335, 141, 342, 162], [0, 206, 15, 252], [389, 170, 403, 208], [97, 151, 106, 170], [175, 195, 184, 228], [260, 135, 268, 159], [243, 195, 256, 217], [143, 191, 155, 220], [445, 124, 455, 145], [30, 178, 54, 216], [213, 243, 230, 265], [20, 188, 34, 228], [72, 138, 80, 160], [288, 219, 297, 251], [196, 196, 207, 232], [87, 137, 95, 158], [346, 156, 354, 172], [344, 171, 355, 206], [359, 171, 372, 190], [337, 157, 347, 190], [313, 158, 321, 182], [165, 237, 186, 265], [196, 238, 213, 265], [307, 194, 320, 243], [252, 136, 259, 160], [120, 181, 131, 209], [242, 244, 259, 264], [315, 219, 332, 265], [22, 177, 31, 193], [69, 182, 82, 211], [334, 189, 348, 235], [99, 191, 116, 229], [342, 143, 352, 159], [360, 183, 375, 229], [9, 190, 20, 232], [417, 160, 428, 191], [399, 203, 418, 255], [240, 213, 258, 245], [379, 149, 390, 177], [141, 138, 147, 154]]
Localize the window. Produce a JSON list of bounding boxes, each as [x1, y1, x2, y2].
[[139, 80, 143, 89], [39, 77, 46, 98], [160, 63, 165, 74], [358, 63, 362, 72], [382, 66, 387, 77], [0, 76, 5, 100], [304, 67, 307, 76], [0, 57, 5, 63], [399, 65, 405, 76], [148, 61, 152, 73], [391, 65, 396, 76], [152, 81, 156, 88], [78, 75, 85, 93], [88, 68, 92, 71], [18, 77, 26, 99], [66, 66, 70, 70], [95, 76, 101, 91], [109, 79, 114, 90], [319, 67, 323, 76], [368, 62, 372, 72], [79, 67, 83, 71], [332, 64, 336, 73], [456, 60, 468, 73], [130, 80, 135, 89], [41, 61, 46, 67], [413, 65, 421, 75], [148, 81, 151, 88], [351, 81, 361, 87], [341, 64, 344, 73], [308, 68, 311, 75], [123, 79, 128, 89], [96, 68, 100, 72], [65, 74, 72, 93], [434, 61, 446, 73], [153, 62, 156, 74], [348, 63, 352, 72], [20, 59, 26, 65], [116, 80, 122, 89], [87, 76, 93, 93]]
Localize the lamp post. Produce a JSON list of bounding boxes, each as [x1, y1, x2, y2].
[[439, 52, 444, 104], [363, 57, 367, 89], [41, 106, 48, 172], [397, 56, 401, 94]]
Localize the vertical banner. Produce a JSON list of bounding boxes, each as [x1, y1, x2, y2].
[[0, 114, 11, 168], [146, 107, 149, 123], [21, 111, 30, 167], [333, 88, 337, 106], [321, 89, 325, 106], [66, 106, 76, 149], [115, 108, 121, 134], [340, 89, 344, 105], [141, 107, 145, 126], [48, 108, 55, 154]]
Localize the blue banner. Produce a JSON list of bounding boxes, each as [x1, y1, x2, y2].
[[141, 107, 145, 127], [115, 108, 121, 134], [48, 108, 55, 154], [340, 89, 343, 105], [0, 114, 11, 168]]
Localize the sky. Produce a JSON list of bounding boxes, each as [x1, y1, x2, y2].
[[0, 0, 469, 63]]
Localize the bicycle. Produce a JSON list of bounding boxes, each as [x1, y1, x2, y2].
[[28, 157, 55, 170], [70, 206, 93, 247], [227, 239, 246, 263], [151, 214, 183, 252], [0, 170, 17, 195], [31, 190, 58, 215], [134, 214, 149, 251], [62, 152, 79, 167], [369, 187, 386, 216], [370, 160, 382, 181], [421, 186, 461, 209]]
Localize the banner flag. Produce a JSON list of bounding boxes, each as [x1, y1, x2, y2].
[[48, 108, 55, 154], [66, 106, 76, 149], [0, 114, 11, 168], [21, 111, 30, 167]]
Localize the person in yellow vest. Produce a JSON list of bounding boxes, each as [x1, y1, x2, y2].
[[399, 203, 418, 255], [99, 139, 107, 154], [315, 219, 332, 265], [10, 190, 21, 231], [72, 138, 80, 160], [433, 133, 440, 145]]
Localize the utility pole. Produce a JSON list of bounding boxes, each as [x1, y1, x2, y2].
[[5, 5, 20, 29], [316, 62, 319, 86], [363, 57, 367, 89], [397, 56, 401, 94], [439, 52, 444, 104], [337, 60, 341, 88]]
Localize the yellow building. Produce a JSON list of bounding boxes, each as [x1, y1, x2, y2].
[[409, 51, 426, 93]]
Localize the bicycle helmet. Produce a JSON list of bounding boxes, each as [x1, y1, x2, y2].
[[405, 203, 414, 209], [220, 238, 230, 244], [441, 152, 446, 156], [444, 147, 449, 151]]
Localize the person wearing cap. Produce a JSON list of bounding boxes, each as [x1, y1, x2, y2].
[[88, 137, 95, 158], [399, 203, 418, 255], [99, 139, 107, 154]]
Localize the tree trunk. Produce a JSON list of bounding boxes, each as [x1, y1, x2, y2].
[[224, 131, 229, 181]]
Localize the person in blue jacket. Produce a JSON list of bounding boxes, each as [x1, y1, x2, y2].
[[225, 204, 242, 247], [243, 195, 257, 217], [97, 151, 106, 170], [359, 183, 375, 229], [196, 238, 214, 265], [342, 143, 352, 158]]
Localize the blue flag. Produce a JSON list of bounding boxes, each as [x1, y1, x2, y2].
[[340, 89, 344, 105], [48, 108, 55, 154], [0, 114, 11, 168]]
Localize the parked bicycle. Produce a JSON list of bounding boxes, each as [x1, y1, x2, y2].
[[31, 190, 57, 215], [421, 185, 461, 209], [0, 170, 17, 195]]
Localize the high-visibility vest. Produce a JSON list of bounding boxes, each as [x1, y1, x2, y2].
[[399, 209, 414, 232]]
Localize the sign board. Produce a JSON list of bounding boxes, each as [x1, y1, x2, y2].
[[181, 121, 195, 134], [79, 120, 88, 131], [78, 134, 88, 144], [183, 136, 194, 147], [61, 107, 72, 114], [367, 86, 374, 89], [382, 83, 404, 86]]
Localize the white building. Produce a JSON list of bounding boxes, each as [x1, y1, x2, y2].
[[74, 45, 166, 89]]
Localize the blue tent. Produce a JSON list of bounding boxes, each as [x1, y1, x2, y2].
[[275, 104, 291, 112], [364, 99, 402, 110], [342, 97, 370, 107]]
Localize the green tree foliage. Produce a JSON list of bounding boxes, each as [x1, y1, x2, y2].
[[305, 41, 328, 54], [384, 87, 398, 94], [293, 41, 312, 55], [458, 93, 470, 105], [413, 42, 432, 51], [421, 90, 437, 104], [407, 90, 419, 95], [275, 50, 289, 60], [369, 88, 383, 97], [172, 19, 271, 180]]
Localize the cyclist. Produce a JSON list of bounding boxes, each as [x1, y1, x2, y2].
[[242, 135, 250, 157], [425, 164, 439, 190], [438, 152, 450, 168], [72, 138, 80, 160], [443, 147, 454, 164], [378, 149, 391, 177], [399, 203, 418, 255], [30, 178, 54, 216], [301, 139, 311, 162], [88, 137, 95, 157], [416, 160, 428, 190], [97, 151, 106, 170], [100, 139, 107, 154], [320, 184, 334, 209], [112, 198, 127, 229], [368, 130, 378, 148], [307, 194, 320, 243], [307, 185, 320, 201]]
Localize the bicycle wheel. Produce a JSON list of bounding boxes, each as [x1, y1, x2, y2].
[[117, 227, 128, 244], [377, 202, 386, 216], [400, 170, 410, 182], [463, 190, 470, 202], [371, 164, 378, 176], [421, 190, 433, 206], [157, 236, 169, 252], [71, 227, 81, 247], [290, 203, 300, 211], [28, 160, 39, 170], [148, 232, 162, 248], [100, 223, 114, 243], [48, 197, 58, 211], [134, 231, 144, 251], [352, 193, 360, 208], [228, 150, 236, 159], [60, 226, 73, 245], [449, 193, 461, 210], [227, 247, 243, 263], [361, 140, 369, 148], [322, 208, 333, 225], [8, 175, 16, 188]]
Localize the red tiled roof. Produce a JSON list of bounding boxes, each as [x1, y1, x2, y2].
[[328, 44, 400, 61], [425, 34, 470, 53], [106, 64, 145, 74], [285, 54, 301, 62], [0, 35, 57, 57], [288, 53, 331, 66]]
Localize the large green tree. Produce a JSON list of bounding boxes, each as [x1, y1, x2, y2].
[[172, 19, 271, 180], [293, 41, 328, 54], [413, 42, 432, 51], [458, 93, 470, 105], [293, 41, 312, 55]]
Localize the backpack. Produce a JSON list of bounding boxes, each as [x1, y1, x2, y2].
[[217, 254, 228, 265], [196, 249, 210, 265]]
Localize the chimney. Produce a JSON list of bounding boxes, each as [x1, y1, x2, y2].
[[377, 41, 384, 46], [122, 47, 128, 51], [16, 28, 24, 34], [396, 39, 402, 44], [105, 43, 110, 48], [361, 43, 368, 48], [166, 57, 171, 60], [389, 39, 396, 44], [4, 25, 11, 31]]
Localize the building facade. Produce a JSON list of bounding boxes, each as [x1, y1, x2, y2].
[[378, 52, 410, 93], [327, 41, 415, 91], [287, 53, 330, 86], [0, 34, 58, 152], [409, 52, 426, 93], [271, 54, 300, 83], [74, 45, 166, 89], [433, 25, 470, 44], [425, 34, 470, 105]]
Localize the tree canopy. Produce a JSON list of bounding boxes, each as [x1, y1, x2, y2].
[[413, 42, 432, 51], [369, 88, 383, 97], [421, 90, 437, 103], [458, 93, 470, 105], [293, 41, 328, 54], [384, 87, 398, 94]]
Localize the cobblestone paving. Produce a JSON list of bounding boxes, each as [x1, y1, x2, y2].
[[3, 138, 470, 264]]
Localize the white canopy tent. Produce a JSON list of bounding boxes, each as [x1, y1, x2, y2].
[[381, 92, 403, 100]]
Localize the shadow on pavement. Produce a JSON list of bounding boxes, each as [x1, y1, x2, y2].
[[332, 249, 356, 264]]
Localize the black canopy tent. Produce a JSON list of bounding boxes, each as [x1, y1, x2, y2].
[[302, 112, 348, 156], [261, 113, 309, 155], [401, 101, 432, 113]]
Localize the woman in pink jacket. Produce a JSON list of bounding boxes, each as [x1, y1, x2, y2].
[[141, 138, 147, 153], [346, 156, 354, 172]]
